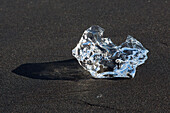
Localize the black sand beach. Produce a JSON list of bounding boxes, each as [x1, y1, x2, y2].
[[0, 0, 169, 112]]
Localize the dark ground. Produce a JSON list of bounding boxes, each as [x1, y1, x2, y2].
[[0, 0, 169, 112]]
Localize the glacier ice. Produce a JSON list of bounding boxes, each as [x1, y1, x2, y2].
[[72, 25, 149, 78]]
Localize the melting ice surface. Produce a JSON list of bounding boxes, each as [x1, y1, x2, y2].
[[72, 25, 149, 78]]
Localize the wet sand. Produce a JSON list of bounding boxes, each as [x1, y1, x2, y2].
[[0, 0, 169, 112]]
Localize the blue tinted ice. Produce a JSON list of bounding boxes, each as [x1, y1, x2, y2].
[[72, 25, 149, 78]]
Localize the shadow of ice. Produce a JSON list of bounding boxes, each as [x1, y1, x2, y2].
[[12, 59, 91, 80]]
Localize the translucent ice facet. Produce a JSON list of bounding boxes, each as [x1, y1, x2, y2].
[[72, 25, 149, 78]]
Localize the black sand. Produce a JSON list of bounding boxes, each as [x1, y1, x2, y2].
[[0, 0, 169, 112]]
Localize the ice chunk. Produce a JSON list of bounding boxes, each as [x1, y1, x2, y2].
[[72, 25, 149, 78]]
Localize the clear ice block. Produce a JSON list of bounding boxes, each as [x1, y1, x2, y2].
[[72, 25, 149, 78]]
